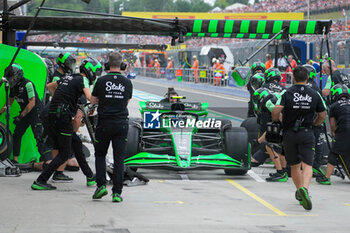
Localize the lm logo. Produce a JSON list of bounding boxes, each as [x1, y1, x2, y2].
[[143, 110, 161, 129]]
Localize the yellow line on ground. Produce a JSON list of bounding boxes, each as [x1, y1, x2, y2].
[[154, 201, 184, 205], [244, 213, 318, 217], [154, 201, 184, 204], [344, 203, 350, 207], [226, 179, 288, 216], [244, 213, 279, 217], [159, 180, 164, 183]]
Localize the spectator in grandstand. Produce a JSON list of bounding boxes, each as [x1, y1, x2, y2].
[[192, 55, 199, 83], [265, 54, 273, 69]]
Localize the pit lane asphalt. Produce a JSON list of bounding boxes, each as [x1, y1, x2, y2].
[[1, 83, 349, 233]]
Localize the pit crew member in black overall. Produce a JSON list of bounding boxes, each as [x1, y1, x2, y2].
[[252, 87, 288, 182], [90, 52, 133, 202], [322, 60, 350, 97], [316, 84, 350, 185], [247, 62, 266, 117], [41, 52, 77, 181], [303, 64, 327, 177], [251, 68, 288, 181], [272, 66, 326, 210], [0, 64, 45, 163], [51, 52, 76, 83], [31, 59, 98, 190]]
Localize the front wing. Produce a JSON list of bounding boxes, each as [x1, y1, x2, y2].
[[124, 152, 249, 170]]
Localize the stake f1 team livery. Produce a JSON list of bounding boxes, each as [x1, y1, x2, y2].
[[124, 98, 250, 175]]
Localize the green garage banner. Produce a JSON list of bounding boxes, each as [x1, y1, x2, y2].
[[0, 44, 47, 163]]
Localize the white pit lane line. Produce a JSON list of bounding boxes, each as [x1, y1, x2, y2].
[[247, 170, 266, 183]]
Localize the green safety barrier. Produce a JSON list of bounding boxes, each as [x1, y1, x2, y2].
[[0, 44, 47, 163]]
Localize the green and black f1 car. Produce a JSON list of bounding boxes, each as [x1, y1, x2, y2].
[[125, 99, 251, 175]]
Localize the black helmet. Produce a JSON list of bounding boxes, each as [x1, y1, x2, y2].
[[265, 68, 281, 83], [330, 84, 350, 104], [303, 64, 317, 79], [250, 62, 266, 76], [250, 72, 265, 92], [44, 58, 55, 77], [252, 88, 275, 113], [79, 58, 102, 85], [5, 64, 24, 88], [57, 52, 76, 74]]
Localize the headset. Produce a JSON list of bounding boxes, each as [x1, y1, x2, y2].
[[104, 52, 127, 72]]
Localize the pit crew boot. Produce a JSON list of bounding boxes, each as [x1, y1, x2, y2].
[[316, 175, 331, 185], [92, 185, 108, 199]]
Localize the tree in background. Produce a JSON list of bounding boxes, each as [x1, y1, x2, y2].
[[214, 0, 249, 10], [27, 0, 214, 15]]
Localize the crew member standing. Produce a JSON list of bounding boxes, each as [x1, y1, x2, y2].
[[247, 62, 266, 117], [272, 66, 326, 210], [90, 52, 133, 202], [303, 64, 326, 177]]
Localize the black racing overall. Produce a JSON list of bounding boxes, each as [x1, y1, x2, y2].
[[37, 74, 89, 182]]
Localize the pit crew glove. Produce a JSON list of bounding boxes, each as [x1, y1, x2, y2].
[[265, 99, 275, 113]]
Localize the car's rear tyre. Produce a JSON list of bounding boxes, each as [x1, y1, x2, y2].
[[223, 127, 249, 176], [0, 122, 13, 161]]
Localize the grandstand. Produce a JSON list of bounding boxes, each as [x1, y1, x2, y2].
[[219, 0, 349, 16]]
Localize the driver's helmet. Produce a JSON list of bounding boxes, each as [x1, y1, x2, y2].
[[5, 63, 24, 88], [57, 52, 76, 74], [330, 84, 350, 104]]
